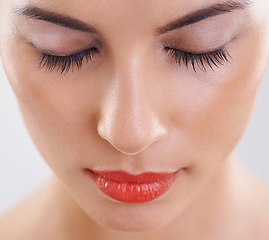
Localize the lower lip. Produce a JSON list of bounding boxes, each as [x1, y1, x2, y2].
[[87, 169, 181, 203]]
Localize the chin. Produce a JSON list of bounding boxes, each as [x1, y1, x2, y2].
[[94, 211, 171, 233], [83, 197, 184, 233]]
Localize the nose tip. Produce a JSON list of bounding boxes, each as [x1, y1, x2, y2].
[[97, 115, 167, 155]]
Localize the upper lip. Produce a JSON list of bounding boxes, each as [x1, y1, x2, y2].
[[87, 169, 181, 183]]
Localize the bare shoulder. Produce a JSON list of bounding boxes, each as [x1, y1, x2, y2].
[[0, 176, 80, 240], [247, 172, 269, 210], [0, 192, 40, 240], [245, 172, 269, 239], [0, 178, 55, 240]]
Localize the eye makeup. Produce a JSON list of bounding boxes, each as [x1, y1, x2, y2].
[[17, 19, 98, 55], [15, 5, 242, 75], [34, 17, 235, 74], [39, 46, 99, 74], [23, 15, 236, 74], [38, 43, 231, 74], [163, 43, 231, 72], [17, 20, 101, 74]]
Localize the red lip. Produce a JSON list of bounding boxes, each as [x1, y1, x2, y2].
[[87, 169, 180, 203]]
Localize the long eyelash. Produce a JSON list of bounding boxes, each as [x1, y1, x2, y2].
[[164, 44, 231, 72], [39, 47, 98, 74]]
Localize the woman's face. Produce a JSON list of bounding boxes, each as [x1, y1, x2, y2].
[[0, 0, 269, 232]]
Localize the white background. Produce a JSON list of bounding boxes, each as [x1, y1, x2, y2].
[[0, 60, 269, 216]]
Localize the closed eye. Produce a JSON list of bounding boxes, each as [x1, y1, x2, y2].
[[38, 47, 99, 74], [164, 43, 231, 72]]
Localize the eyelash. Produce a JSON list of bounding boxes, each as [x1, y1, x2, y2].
[[164, 44, 231, 72], [39, 47, 98, 74], [38, 44, 231, 74]]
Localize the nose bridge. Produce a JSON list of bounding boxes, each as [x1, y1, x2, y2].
[[97, 47, 166, 155]]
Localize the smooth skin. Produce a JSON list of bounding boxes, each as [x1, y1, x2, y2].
[[1, 0, 269, 239]]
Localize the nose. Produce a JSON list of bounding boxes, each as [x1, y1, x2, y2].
[[97, 57, 167, 155]]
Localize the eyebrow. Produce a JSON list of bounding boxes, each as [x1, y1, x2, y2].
[[157, 0, 253, 34], [13, 5, 98, 34], [13, 1, 253, 35]]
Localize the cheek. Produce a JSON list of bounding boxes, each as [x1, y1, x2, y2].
[[167, 27, 268, 173], [0, 32, 103, 171]]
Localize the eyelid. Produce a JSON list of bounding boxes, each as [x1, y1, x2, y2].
[[163, 42, 231, 72], [33, 41, 101, 57], [159, 24, 238, 55], [21, 19, 99, 51], [163, 36, 233, 55], [38, 46, 99, 74]]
